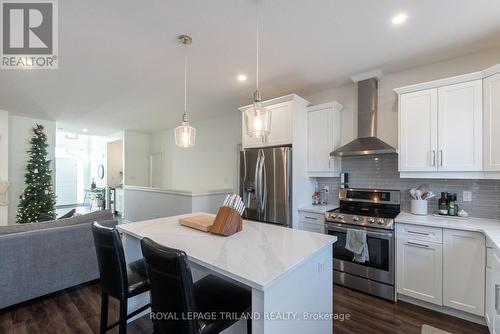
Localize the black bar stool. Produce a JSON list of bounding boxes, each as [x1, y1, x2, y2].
[[92, 222, 150, 334], [140, 237, 252, 334]]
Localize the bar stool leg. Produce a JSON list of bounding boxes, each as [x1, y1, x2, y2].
[[247, 318, 252, 334], [118, 299, 128, 334], [99, 291, 108, 334]]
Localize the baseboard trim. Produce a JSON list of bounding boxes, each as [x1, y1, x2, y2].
[[397, 294, 486, 326]]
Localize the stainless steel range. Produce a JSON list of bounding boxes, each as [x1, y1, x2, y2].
[[325, 188, 400, 301]]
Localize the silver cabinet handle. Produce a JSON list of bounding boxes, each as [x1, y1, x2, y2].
[[496, 285, 500, 313], [328, 159, 331, 169], [304, 216, 318, 220], [440, 150, 443, 166], [432, 150, 436, 166], [407, 230, 430, 236], [406, 241, 430, 248]]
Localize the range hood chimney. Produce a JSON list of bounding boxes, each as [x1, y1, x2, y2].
[[331, 72, 396, 156]]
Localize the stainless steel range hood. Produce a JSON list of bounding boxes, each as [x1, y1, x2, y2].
[[331, 77, 397, 156]]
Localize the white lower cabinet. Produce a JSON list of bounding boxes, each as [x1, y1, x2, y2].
[[298, 211, 325, 233], [396, 223, 486, 318], [486, 246, 500, 334], [396, 236, 443, 305], [443, 229, 485, 316]]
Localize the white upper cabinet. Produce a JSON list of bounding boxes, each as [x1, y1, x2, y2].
[[484, 69, 500, 171], [438, 80, 482, 171], [265, 102, 293, 146], [443, 229, 485, 316], [399, 89, 438, 172], [240, 95, 307, 149], [396, 75, 484, 175], [306, 102, 342, 177]]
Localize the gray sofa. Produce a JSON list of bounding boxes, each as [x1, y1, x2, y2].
[[0, 210, 116, 309]]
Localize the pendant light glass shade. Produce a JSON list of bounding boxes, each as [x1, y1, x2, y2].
[[175, 113, 196, 148], [175, 35, 196, 148], [244, 90, 271, 137], [244, 0, 271, 139]]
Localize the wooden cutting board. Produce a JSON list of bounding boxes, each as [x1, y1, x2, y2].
[[179, 215, 214, 232]]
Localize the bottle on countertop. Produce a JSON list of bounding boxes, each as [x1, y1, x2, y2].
[[454, 194, 459, 216], [448, 194, 455, 216], [439, 192, 448, 215], [312, 180, 321, 205]]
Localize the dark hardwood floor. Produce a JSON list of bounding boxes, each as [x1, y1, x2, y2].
[[333, 285, 488, 334], [0, 282, 489, 334]]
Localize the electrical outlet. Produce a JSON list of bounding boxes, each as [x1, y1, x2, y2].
[[463, 191, 472, 202]]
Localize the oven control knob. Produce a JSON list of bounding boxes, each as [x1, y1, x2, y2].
[[331, 214, 337, 219], [368, 218, 375, 224], [352, 216, 359, 222], [377, 219, 385, 225], [338, 215, 344, 220]]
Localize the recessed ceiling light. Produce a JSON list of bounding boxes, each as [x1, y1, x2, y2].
[[392, 13, 408, 25], [82, 129, 88, 133], [237, 74, 247, 82]]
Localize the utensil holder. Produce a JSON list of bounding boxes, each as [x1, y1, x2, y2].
[[411, 199, 428, 215], [210, 206, 242, 236]]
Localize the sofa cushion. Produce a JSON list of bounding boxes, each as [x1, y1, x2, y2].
[[0, 210, 113, 235]]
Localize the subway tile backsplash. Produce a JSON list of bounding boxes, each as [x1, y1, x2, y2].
[[317, 154, 500, 220]]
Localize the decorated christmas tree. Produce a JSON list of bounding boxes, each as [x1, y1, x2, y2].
[[16, 124, 56, 224]]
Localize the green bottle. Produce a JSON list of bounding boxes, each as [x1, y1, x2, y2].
[[448, 195, 455, 216]]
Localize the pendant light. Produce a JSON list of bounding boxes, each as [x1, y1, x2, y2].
[[175, 35, 196, 148], [244, 0, 271, 139]]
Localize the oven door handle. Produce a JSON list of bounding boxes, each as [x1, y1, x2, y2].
[[326, 223, 394, 238]]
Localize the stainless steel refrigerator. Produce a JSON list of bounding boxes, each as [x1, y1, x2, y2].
[[239, 146, 291, 226]]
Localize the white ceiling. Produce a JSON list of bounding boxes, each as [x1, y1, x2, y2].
[[1, 0, 500, 135]]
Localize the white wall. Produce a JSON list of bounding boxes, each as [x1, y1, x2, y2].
[[149, 111, 241, 192], [0, 110, 9, 225], [88, 136, 107, 188], [55, 132, 108, 205], [123, 131, 150, 187], [123, 186, 231, 222], [9, 116, 55, 224], [304, 46, 500, 148]]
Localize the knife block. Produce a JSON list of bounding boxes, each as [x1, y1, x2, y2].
[[210, 206, 242, 236]]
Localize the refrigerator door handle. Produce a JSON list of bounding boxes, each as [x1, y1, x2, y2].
[[254, 151, 261, 216], [261, 153, 267, 217]]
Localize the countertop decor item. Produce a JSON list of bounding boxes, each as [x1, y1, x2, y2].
[[411, 199, 428, 215], [174, 34, 196, 148], [409, 185, 434, 215], [179, 214, 214, 232], [210, 194, 245, 236], [243, 0, 271, 139]]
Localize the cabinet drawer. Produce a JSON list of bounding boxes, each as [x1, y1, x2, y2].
[[396, 223, 442, 243], [298, 221, 325, 234], [298, 211, 324, 225]]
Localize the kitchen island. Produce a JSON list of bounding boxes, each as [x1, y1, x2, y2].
[[117, 212, 336, 334]]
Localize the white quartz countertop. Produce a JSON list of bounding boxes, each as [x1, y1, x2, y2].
[[396, 212, 500, 249], [298, 204, 337, 214], [117, 213, 336, 291]]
